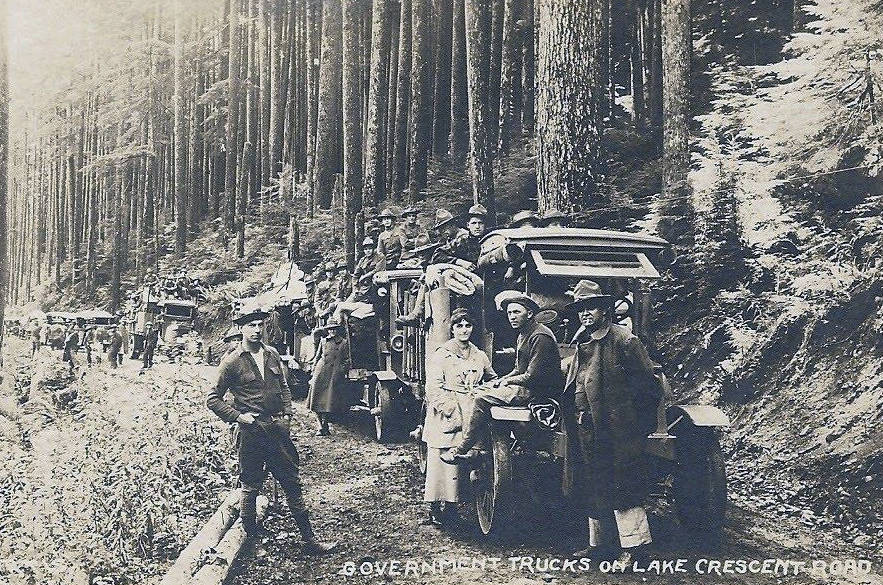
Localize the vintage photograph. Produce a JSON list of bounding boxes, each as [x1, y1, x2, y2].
[[0, 0, 880, 583]]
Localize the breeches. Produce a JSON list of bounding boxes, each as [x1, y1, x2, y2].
[[236, 421, 306, 516]]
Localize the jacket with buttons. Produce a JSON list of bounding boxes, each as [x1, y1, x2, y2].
[[206, 342, 292, 423]]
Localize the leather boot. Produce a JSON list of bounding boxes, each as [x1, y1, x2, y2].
[[293, 511, 338, 555], [240, 488, 260, 537]]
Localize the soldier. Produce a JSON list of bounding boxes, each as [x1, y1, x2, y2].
[[207, 306, 336, 553], [142, 321, 159, 370], [542, 208, 570, 228], [334, 258, 351, 301], [354, 236, 380, 282], [433, 204, 487, 270], [509, 209, 540, 228], [376, 207, 406, 270], [399, 207, 430, 264], [396, 209, 458, 326]]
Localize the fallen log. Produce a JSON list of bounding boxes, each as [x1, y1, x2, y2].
[[188, 495, 269, 585], [160, 490, 239, 585]]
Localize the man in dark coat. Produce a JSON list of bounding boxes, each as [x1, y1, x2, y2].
[[562, 280, 661, 565], [442, 294, 563, 463], [107, 327, 123, 368], [207, 306, 336, 553]]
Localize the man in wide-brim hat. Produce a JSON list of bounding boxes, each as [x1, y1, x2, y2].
[[400, 206, 430, 264], [542, 208, 570, 228], [207, 306, 336, 554], [509, 209, 540, 228], [441, 292, 563, 464], [561, 280, 661, 566], [377, 207, 406, 270]]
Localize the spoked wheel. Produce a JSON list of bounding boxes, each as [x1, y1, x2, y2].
[[474, 426, 513, 537], [374, 381, 399, 443], [673, 428, 727, 543]]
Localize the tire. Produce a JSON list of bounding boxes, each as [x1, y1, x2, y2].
[[374, 381, 399, 443], [475, 427, 513, 537], [673, 429, 727, 540]]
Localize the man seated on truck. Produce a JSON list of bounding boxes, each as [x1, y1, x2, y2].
[[441, 293, 563, 464]]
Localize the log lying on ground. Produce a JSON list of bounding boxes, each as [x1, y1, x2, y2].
[[189, 495, 269, 585], [160, 490, 239, 585]]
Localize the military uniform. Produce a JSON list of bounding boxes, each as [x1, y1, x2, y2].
[[207, 307, 335, 553], [399, 209, 430, 263]]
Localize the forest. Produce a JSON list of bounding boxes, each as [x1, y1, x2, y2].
[[1, 0, 883, 583], [0, 0, 801, 316]]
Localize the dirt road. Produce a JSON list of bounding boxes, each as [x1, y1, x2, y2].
[[225, 398, 882, 585]]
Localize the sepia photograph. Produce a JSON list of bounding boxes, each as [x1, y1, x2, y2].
[[0, 0, 880, 583]]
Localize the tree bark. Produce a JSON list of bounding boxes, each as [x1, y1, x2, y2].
[[364, 0, 390, 208], [313, 0, 343, 209], [305, 0, 322, 215], [520, 0, 535, 135], [449, 0, 468, 157], [174, 0, 188, 255], [464, 0, 494, 217], [487, 0, 504, 158], [498, 0, 523, 152], [659, 0, 692, 244], [391, 0, 412, 199], [536, 0, 603, 212], [343, 0, 363, 268], [408, 0, 433, 200], [431, 0, 453, 157], [224, 0, 242, 235], [631, 0, 645, 129]]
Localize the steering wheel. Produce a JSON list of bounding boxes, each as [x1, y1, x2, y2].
[[613, 297, 633, 325]]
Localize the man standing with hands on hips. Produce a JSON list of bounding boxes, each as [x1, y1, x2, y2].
[[206, 303, 336, 554]]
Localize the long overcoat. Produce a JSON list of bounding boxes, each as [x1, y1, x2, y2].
[[562, 324, 661, 512], [306, 333, 357, 414]]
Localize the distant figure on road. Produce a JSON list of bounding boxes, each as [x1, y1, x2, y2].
[[30, 320, 42, 355], [107, 327, 123, 368], [142, 322, 159, 370], [62, 325, 80, 375], [206, 305, 336, 554]]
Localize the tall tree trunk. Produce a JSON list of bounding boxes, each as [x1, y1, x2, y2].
[[464, 0, 494, 217], [536, 0, 602, 212], [498, 0, 523, 152], [305, 0, 322, 215], [111, 160, 123, 313], [225, 0, 242, 235], [631, 0, 646, 129], [409, 0, 433, 200], [449, 0, 468, 157], [659, 0, 692, 244], [342, 0, 363, 268], [270, 0, 285, 181], [487, 0, 504, 158], [384, 2, 400, 197], [364, 0, 390, 208], [391, 0, 412, 199], [431, 0, 453, 156], [520, 0, 535, 135], [313, 0, 343, 209], [174, 0, 188, 255], [649, 0, 663, 146]]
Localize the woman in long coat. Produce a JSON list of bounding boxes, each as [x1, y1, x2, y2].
[[307, 320, 356, 435], [422, 308, 496, 526]]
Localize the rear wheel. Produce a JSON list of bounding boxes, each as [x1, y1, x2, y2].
[[673, 429, 727, 542], [474, 426, 513, 537], [374, 381, 399, 442]]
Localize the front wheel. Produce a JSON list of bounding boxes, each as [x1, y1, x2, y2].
[[474, 426, 513, 537], [673, 429, 727, 542]]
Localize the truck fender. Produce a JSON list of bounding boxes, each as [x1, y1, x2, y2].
[[374, 370, 398, 382], [667, 404, 730, 429]]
